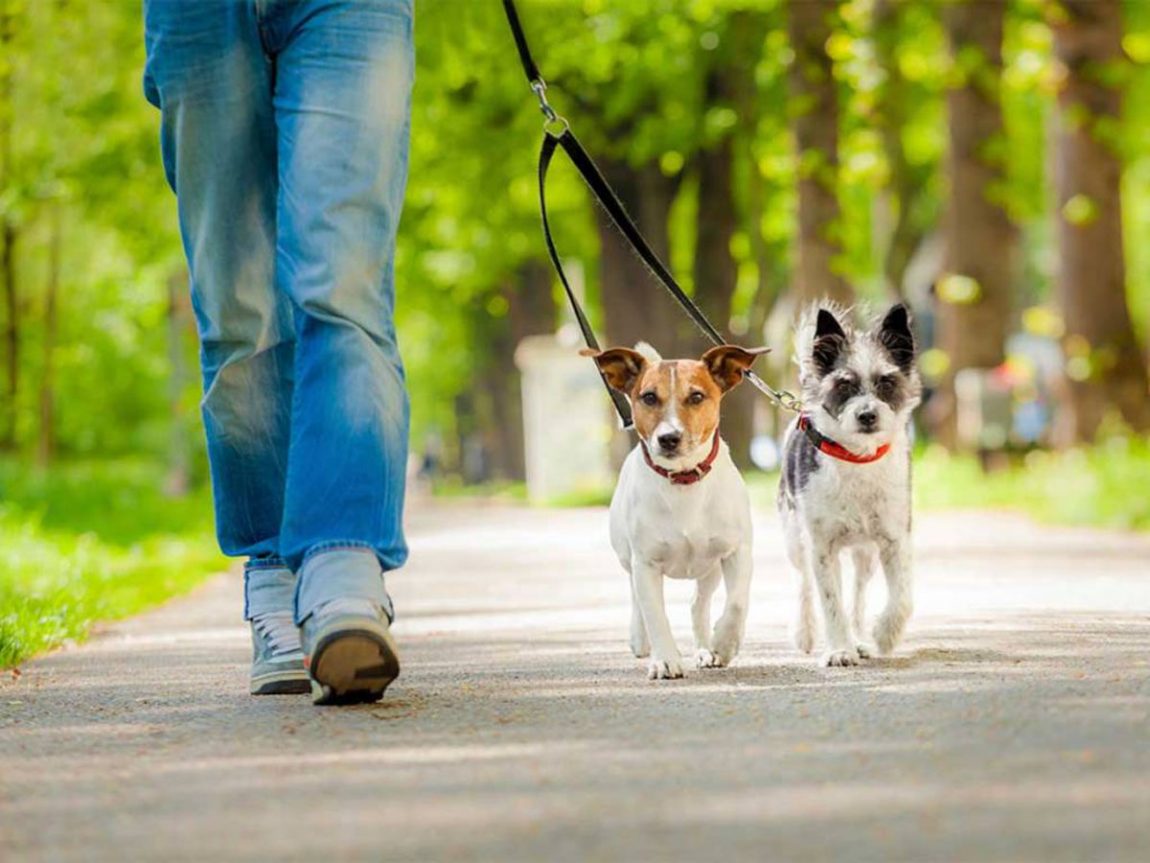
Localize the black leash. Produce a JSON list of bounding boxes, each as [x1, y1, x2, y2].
[[503, 0, 802, 429]]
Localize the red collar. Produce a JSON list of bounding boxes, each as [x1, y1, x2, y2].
[[641, 431, 721, 485], [799, 414, 891, 464]]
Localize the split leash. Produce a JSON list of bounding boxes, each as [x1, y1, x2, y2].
[[501, 0, 802, 429]]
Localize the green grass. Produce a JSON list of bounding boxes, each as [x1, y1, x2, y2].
[[913, 437, 1150, 531], [747, 436, 1150, 532], [0, 459, 226, 668]]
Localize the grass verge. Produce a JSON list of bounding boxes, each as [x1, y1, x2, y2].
[[0, 459, 225, 669]]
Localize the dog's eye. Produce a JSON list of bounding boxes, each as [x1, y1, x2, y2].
[[876, 375, 897, 394], [834, 377, 857, 394], [686, 391, 705, 406], [640, 391, 659, 407]]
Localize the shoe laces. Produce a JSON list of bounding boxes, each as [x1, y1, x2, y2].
[[252, 611, 301, 656]]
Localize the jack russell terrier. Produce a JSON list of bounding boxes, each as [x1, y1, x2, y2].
[[778, 303, 922, 667], [583, 342, 769, 680]]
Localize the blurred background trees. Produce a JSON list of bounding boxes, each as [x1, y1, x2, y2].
[[0, 0, 1148, 486]]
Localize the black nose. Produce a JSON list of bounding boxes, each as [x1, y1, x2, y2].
[[657, 432, 681, 452], [857, 410, 877, 429]]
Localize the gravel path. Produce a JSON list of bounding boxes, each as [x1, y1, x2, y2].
[[2, 503, 1148, 862]]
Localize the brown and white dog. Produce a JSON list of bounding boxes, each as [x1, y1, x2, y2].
[[583, 342, 768, 679]]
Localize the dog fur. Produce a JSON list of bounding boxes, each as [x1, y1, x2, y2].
[[583, 342, 767, 680], [777, 303, 922, 667]]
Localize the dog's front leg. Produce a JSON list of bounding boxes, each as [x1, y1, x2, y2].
[[810, 546, 859, 667], [850, 545, 878, 658], [874, 536, 913, 654], [711, 546, 752, 667], [631, 560, 682, 679], [691, 569, 722, 668], [629, 580, 650, 658]]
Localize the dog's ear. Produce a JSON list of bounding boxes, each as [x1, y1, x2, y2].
[[580, 347, 647, 394], [812, 308, 847, 376], [701, 345, 771, 392], [877, 303, 914, 373]]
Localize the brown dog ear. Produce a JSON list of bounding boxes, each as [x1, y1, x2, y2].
[[580, 347, 648, 394], [701, 345, 771, 392]]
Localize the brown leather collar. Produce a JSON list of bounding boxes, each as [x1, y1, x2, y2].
[[640, 431, 721, 485]]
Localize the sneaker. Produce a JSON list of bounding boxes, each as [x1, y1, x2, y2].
[[301, 598, 400, 706], [249, 611, 310, 695]]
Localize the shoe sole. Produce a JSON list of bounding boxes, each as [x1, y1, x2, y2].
[[308, 627, 400, 706], [250, 669, 312, 696]]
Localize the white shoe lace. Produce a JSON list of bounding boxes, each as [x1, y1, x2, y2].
[[252, 611, 301, 657]]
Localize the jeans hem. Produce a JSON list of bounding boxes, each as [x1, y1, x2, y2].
[[300, 542, 378, 568]]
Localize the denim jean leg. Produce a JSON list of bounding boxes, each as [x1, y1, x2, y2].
[[244, 560, 297, 621], [271, 1, 415, 612], [143, 1, 295, 562]]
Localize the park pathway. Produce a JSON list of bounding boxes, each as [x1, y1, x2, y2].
[[2, 502, 1149, 862]]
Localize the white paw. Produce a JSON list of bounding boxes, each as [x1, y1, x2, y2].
[[855, 642, 874, 660], [647, 657, 684, 680], [630, 636, 650, 659], [695, 648, 725, 669], [822, 648, 860, 667], [792, 621, 815, 654]]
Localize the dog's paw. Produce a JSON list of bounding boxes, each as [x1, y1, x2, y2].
[[647, 657, 684, 680], [822, 648, 860, 667], [854, 642, 874, 660], [630, 637, 650, 659], [695, 648, 725, 669]]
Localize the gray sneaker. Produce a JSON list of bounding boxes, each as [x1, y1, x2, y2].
[[249, 611, 310, 695], [301, 598, 400, 705]]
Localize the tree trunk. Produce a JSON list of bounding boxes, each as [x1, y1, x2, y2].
[[873, 0, 931, 298], [0, 5, 16, 451], [1052, 0, 1150, 441], [0, 222, 18, 451], [786, 0, 852, 307], [935, 0, 1017, 448], [693, 22, 764, 469], [596, 155, 686, 356], [164, 268, 193, 496], [476, 260, 556, 483], [37, 207, 61, 466]]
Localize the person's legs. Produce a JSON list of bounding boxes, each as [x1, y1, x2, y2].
[[264, 0, 414, 702], [143, 1, 306, 693]]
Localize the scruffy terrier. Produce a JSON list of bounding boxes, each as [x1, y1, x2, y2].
[[778, 303, 922, 667]]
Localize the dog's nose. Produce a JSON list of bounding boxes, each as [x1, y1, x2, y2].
[[657, 432, 682, 452], [857, 409, 878, 429]]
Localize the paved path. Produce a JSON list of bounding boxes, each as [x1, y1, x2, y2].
[[2, 503, 1149, 862]]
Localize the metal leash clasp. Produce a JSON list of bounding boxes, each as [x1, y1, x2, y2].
[[744, 370, 803, 414], [531, 78, 569, 137]]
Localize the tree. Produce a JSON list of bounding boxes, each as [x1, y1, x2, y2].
[[935, 0, 1017, 446], [1051, 0, 1150, 440], [786, 0, 852, 307]]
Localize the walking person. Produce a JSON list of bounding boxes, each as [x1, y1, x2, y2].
[[142, 0, 414, 704]]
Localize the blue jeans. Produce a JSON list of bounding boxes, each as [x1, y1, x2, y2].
[[143, 0, 413, 622]]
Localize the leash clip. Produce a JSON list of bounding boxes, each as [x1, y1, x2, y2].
[[531, 78, 569, 137], [530, 78, 557, 122]]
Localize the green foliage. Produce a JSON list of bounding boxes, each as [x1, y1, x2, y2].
[[0, 459, 224, 667], [914, 439, 1150, 531]]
